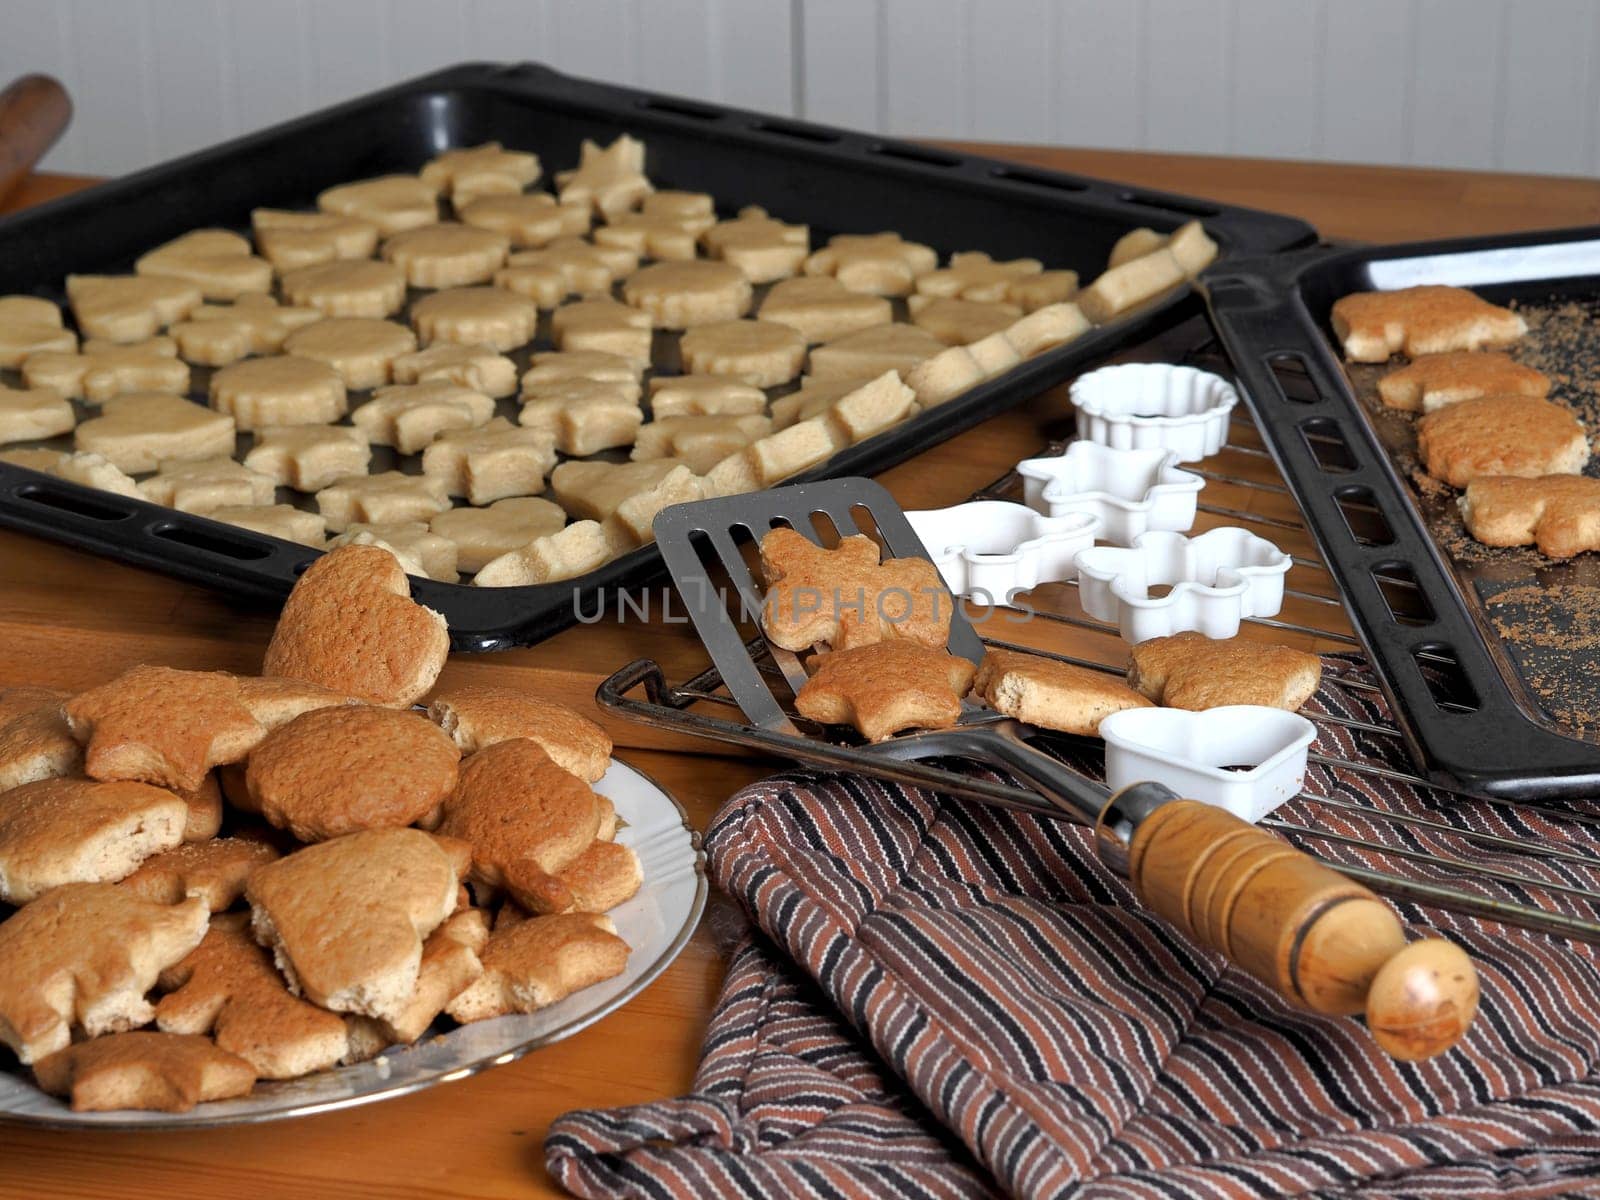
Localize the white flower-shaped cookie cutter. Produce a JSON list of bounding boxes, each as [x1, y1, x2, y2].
[[1076, 526, 1291, 642], [1071, 363, 1238, 462], [904, 500, 1100, 600], [1016, 442, 1203, 545], [1099, 705, 1316, 823]]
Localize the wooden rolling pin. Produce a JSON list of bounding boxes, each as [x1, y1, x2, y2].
[[1101, 787, 1480, 1060], [0, 75, 72, 206]]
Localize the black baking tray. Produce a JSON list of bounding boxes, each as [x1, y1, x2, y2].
[[1204, 226, 1600, 800], [0, 61, 1314, 652]]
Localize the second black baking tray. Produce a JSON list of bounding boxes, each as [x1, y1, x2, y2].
[[0, 61, 1313, 651], [1204, 226, 1600, 800]]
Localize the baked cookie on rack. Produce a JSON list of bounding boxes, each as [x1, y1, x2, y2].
[[973, 647, 1151, 736], [1127, 632, 1322, 712]]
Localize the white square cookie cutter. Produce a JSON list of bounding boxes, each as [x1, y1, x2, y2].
[[904, 501, 1100, 600], [1076, 526, 1291, 642], [1099, 705, 1316, 824], [1016, 441, 1203, 545], [1071, 362, 1238, 462]]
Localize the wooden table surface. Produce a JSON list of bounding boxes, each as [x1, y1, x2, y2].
[[2, 148, 1598, 1200]]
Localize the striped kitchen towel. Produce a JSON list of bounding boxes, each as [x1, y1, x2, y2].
[[549, 662, 1600, 1198]]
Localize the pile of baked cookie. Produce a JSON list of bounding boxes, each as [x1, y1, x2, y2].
[[0, 544, 638, 1113], [1334, 283, 1599, 558], [756, 526, 1322, 744], [0, 134, 1214, 586]]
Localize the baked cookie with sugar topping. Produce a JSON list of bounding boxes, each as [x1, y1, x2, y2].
[[120, 836, 281, 913], [1416, 394, 1588, 486], [343, 909, 488, 1055], [0, 883, 209, 1064], [262, 545, 449, 706], [1331, 284, 1526, 363], [0, 686, 80, 792], [974, 647, 1152, 735], [1376, 351, 1550, 413], [447, 912, 629, 1022], [1127, 632, 1322, 712]]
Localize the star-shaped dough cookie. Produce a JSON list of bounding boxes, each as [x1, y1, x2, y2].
[[493, 237, 639, 306], [315, 471, 451, 533], [350, 380, 496, 454], [593, 191, 716, 261], [757, 276, 892, 344], [759, 526, 952, 652], [421, 417, 558, 504], [169, 294, 322, 366], [22, 336, 189, 403], [135, 230, 272, 301], [137, 457, 276, 514], [243, 423, 371, 491], [317, 174, 439, 235], [65, 665, 265, 792], [459, 191, 590, 246], [32, 1030, 255, 1112], [0, 883, 209, 1064], [411, 286, 539, 352], [0, 295, 75, 367], [1331, 285, 1527, 363], [702, 206, 809, 283], [155, 913, 348, 1080], [803, 232, 937, 296], [0, 385, 74, 445], [393, 343, 517, 397], [1460, 474, 1600, 559], [680, 318, 805, 387], [554, 135, 653, 218], [796, 640, 975, 741], [914, 250, 1042, 302], [251, 208, 380, 272], [74, 393, 237, 474], [66, 274, 202, 343], [421, 141, 541, 206]]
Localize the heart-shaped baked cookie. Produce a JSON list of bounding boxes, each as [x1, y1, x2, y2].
[[262, 544, 449, 707]]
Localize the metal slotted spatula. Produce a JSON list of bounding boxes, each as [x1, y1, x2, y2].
[[651, 476, 1478, 1061]]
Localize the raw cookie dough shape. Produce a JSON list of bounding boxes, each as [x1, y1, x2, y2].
[[430, 496, 568, 572], [210, 504, 327, 548], [283, 318, 417, 390], [459, 192, 589, 247], [702, 206, 809, 283], [554, 135, 653, 218], [137, 457, 276, 514], [0, 386, 75, 445], [0, 295, 76, 367], [75, 394, 237, 474], [0, 449, 140, 498], [914, 251, 1042, 302], [382, 224, 511, 289], [803, 232, 938, 296], [328, 523, 459, 582], [593, 191, 716, 261], [210, 355, 348, 430], [757, 276, 892, 344], [315, 470, 451, 533], [421, 417, 559, 504], [631, 413, 773, 474], [622, 261, 752, 329], [135, 230, 272, 301], [410, 286, 540, 353], [551, 297, 653, 362], [251, 209, 379, 273], [472, 519, 618, 587], [647, 374, 767, 417], [393, 343, 518, 397], [680, 319, 806, 387], [493, 238, 639, 307], [350, 380, 496, 454], [66, 275, 202, 343], [169, 294, 322, 366], [807, 323, 945, 380], [421, 141, 541, 206], [280, 260, 407, 319], [317, 174, 438, 236], [906, 294, 1022, 346], [23, 337, 188, 404]]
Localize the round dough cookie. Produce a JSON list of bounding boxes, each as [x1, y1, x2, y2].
[[284, 318, 417, 390], [382, 224, 510, 288], [757, 277, 892, 344], [66, 274, 202, 343], [459, 193, 589, 247], [680, 319, 806, 388], [622, 261, 752, 330], [430, 496, 567, 572], [210, 356, 347, 430], [551, 298, 652, 362], [317, 174, 438, 236], [245, 706, 460, 842], [0, 386, 75, 445], [280, 260, 407, 319], [411, 287, 539, 352]]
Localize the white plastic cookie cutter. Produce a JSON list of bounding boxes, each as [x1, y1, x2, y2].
[[1075, 526, 1291, 642], [904, 501, 1100, 600], [1099, 705, 1316, 824], [1071, 362, 1238, 462], [1016, 441, 1203, 545]]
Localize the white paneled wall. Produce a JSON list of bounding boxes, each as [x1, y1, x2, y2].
[[4, 0, 1598, 178]]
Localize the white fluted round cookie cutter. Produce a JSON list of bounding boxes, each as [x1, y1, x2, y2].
[[1075, 526, 1291, 642], [1099, 705, 1316, 824], [1071, 363, 1238, 462], [904, 500, 1100, 599], [1015, 441, 1203, 545]]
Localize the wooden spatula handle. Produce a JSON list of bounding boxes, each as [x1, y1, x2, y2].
[[0, 74, 71, 204], [1125, 798, 1469, 1029]]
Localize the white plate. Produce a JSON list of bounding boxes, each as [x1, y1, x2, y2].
[[0, 756, 707, 1129]]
